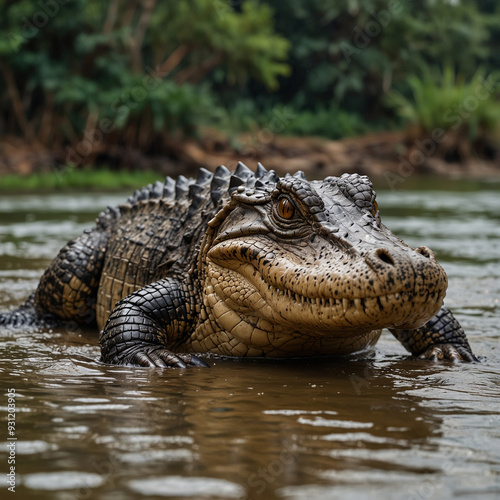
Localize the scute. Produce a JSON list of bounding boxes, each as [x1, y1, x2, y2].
[[163, 177, 176, 201], [175, 175, 190, 199]]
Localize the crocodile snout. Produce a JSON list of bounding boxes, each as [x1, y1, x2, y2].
[[364, 245, 447, 296], [362, 244, 448, 329]]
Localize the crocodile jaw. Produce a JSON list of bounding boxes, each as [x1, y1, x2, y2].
[[205, 259, 444, 340]]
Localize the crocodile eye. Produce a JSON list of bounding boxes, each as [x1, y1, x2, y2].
[[278, 198, 295, 219], [372, 200, 379, 216]]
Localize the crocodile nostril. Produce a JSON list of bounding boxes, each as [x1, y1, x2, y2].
[[375, 248, 395, 267], [415, 246, 432, 259]]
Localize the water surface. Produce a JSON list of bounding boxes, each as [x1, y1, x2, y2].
[[0, 183, 499, 499]]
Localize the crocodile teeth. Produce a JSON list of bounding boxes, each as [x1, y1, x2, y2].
[[268, 287, 367, 312], [342, 298, 349, 313]]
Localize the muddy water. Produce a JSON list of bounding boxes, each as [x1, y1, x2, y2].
[[0, 183, 499, 500]]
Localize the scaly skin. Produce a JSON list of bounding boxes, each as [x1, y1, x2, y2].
[[390, 306, 476, 361], [0, 163, 477, 366]]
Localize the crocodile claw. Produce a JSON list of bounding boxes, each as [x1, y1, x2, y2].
[[419, 344, 478, 363], [130, 348, 209, 368], [180, 354, 210, 367]]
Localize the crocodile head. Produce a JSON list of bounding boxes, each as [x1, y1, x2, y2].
[[198, 163, 448, 357]]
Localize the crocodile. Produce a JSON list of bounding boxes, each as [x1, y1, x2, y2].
[[0, 162, 476, 367]]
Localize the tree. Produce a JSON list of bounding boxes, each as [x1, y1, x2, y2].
[[237, 0, 496, 120], [0, 0, 289, 166]]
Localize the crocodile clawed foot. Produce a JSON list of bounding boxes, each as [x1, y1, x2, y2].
[[419, 344, 478, 363], [130, 348, 209, 368]]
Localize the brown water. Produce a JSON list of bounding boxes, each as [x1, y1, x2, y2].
[[0, 184, 499, 499]]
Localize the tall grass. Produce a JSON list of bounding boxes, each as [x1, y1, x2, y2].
[[386, 66, 500, 159]]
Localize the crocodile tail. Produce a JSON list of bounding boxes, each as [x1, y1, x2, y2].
[[0, 293, 59, 329]]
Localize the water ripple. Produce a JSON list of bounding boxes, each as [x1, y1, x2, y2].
[[127, 476, 246, 498]]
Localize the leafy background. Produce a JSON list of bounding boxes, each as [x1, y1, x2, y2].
[[0, 0, 499, 176]]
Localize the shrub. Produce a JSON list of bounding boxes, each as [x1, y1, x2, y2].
[[386, 66, 500, 160], [273, 104, 369, 140]]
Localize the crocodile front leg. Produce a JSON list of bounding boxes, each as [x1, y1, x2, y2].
[[100, 278, 208, 368], [389, 306, 477, 362]]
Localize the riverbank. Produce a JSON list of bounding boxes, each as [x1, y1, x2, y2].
[[1, 129, 499, 191], [0, 167, 161, 192]]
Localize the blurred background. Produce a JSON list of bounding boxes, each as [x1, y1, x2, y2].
[[0, 0, 500, 188]]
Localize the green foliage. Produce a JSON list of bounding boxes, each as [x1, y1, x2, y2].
[[149, 1, 290, 90], [273, 104, 369, 140], [0, 0, 500, 168], [216, 100, 370, 142], [215, 99, 261, 137], [230, 0, 500, 124], [0, 168, 161, 191], [100, 77, 218, 140], [0, 0, 289, 158], [386, 66, 500, 155]]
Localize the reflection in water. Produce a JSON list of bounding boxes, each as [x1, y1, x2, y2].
[[0, 186, 499, 499]]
